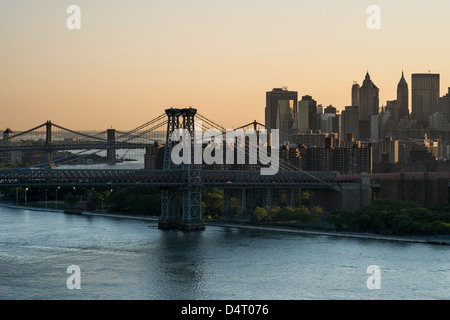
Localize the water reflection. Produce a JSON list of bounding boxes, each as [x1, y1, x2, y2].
[[151, 230, 206, 299]]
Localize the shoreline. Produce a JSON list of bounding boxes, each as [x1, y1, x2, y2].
[[1, 202, 449, 245]]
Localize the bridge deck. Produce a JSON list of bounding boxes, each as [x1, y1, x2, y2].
[[0, 169, 349, 189]]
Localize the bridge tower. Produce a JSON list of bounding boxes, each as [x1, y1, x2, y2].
[[45, 121, 53, 166], [107, 129, 116, 165], [158, 107, 205, 231], [162, 108, 181, 170]]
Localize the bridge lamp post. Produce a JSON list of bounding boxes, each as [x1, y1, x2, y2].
[[16, 187, 18, 205], [55, 187, 60, 209], [45, 188, 48, 209], [25, 188, 28, 206]]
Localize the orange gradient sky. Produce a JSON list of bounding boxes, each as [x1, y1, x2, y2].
[[1, 0, 450, 131]]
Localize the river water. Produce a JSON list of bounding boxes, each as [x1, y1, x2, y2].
[[0, 206, 449, 300]]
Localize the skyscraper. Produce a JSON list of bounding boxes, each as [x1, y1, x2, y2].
[[265, 88, 298, 130], [397, 71, 409, 120], [359, 72, 379, 121], [341, 106, 360, 142], [352, 82, 360, 107], [438, 87, 450, 116], [297, 95, 317, 133], [276, 100, 294, 143], [411, 73, 440, 125]]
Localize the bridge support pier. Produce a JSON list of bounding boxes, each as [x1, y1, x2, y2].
[[158, 189, 181, 230], [263, 188, 272, 209], [235, 188, 258, 220], [288, 189, 296, 207], [237, 188, 246, 217], [158, 188, 205, 231], [179, 187, 205, 230]]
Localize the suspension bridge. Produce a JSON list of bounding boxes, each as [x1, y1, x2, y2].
[[0, 108, 370, 230]]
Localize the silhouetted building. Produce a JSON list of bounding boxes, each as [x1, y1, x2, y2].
[[302, 144, 372, 174], [144, 141, 164, 170], [352, 82, 360, 107], [359, 72, 379, 121], [428, 112, 449, 131], [359, 120, 371, 141], [438, 87, 450, 118], [293, 131, 338, 148], [297, 95, 317, 133], [1, 128, 22, 163], [276, 100, 295, 144], [412, 73, 440, 125], [280, 144, 301, 170], [320, 112, 337, 134], [265, 87, 298, 130], [2, 128, 13, 144], [397, 71, 409, 120], [324, 105, 336, 114], [341, 106, 360, 142]]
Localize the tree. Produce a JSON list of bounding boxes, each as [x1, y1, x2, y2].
[[311, 206, 323, 216], [202, 189, 223, 219], [253, 206, 268, 222], [295, 191, 310, 207], [64, 193, 77, 209]]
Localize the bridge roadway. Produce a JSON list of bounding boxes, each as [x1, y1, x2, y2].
[[0, 168, 351, 190], [2, 169, 449, 189]]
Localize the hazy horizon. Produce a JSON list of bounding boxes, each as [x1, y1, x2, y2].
[[1, 0, 450, 131]]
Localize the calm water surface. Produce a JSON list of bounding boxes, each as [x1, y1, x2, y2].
[[0, 206, 449, 300]]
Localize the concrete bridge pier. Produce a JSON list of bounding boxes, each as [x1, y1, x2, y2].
[[310, 173, 371, 212]]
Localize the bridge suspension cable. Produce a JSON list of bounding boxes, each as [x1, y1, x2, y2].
[[116, 113, 166, 141], [196, 112, 337, 189], [4, 122, 47, 141], [51, 123, 108, 141]]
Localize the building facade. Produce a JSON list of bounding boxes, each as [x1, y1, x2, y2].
[[359, 72, 380, 121], [397, 71, 409, 120], [297, 95, 317, 133], [265, 88, 298, 130], [411, 73, 440, 125]]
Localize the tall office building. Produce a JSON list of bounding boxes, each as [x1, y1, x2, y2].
[[411, 73, 440, 125], [359, 72, 379, 121], [397, 71, 409, 120], [297, 95, 317, 133], [276, 100, 295, 144], [265, 87, 298, 130], [352, 82, 360, 107], [341, 106, 360, 142], [438, 87, 450, 116]]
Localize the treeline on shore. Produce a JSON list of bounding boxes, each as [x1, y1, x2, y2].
[[2, 186, 450, 236], [327, 198, 450, 236]]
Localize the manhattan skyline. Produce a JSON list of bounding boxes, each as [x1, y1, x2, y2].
[[1, 0, 450, 130]]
